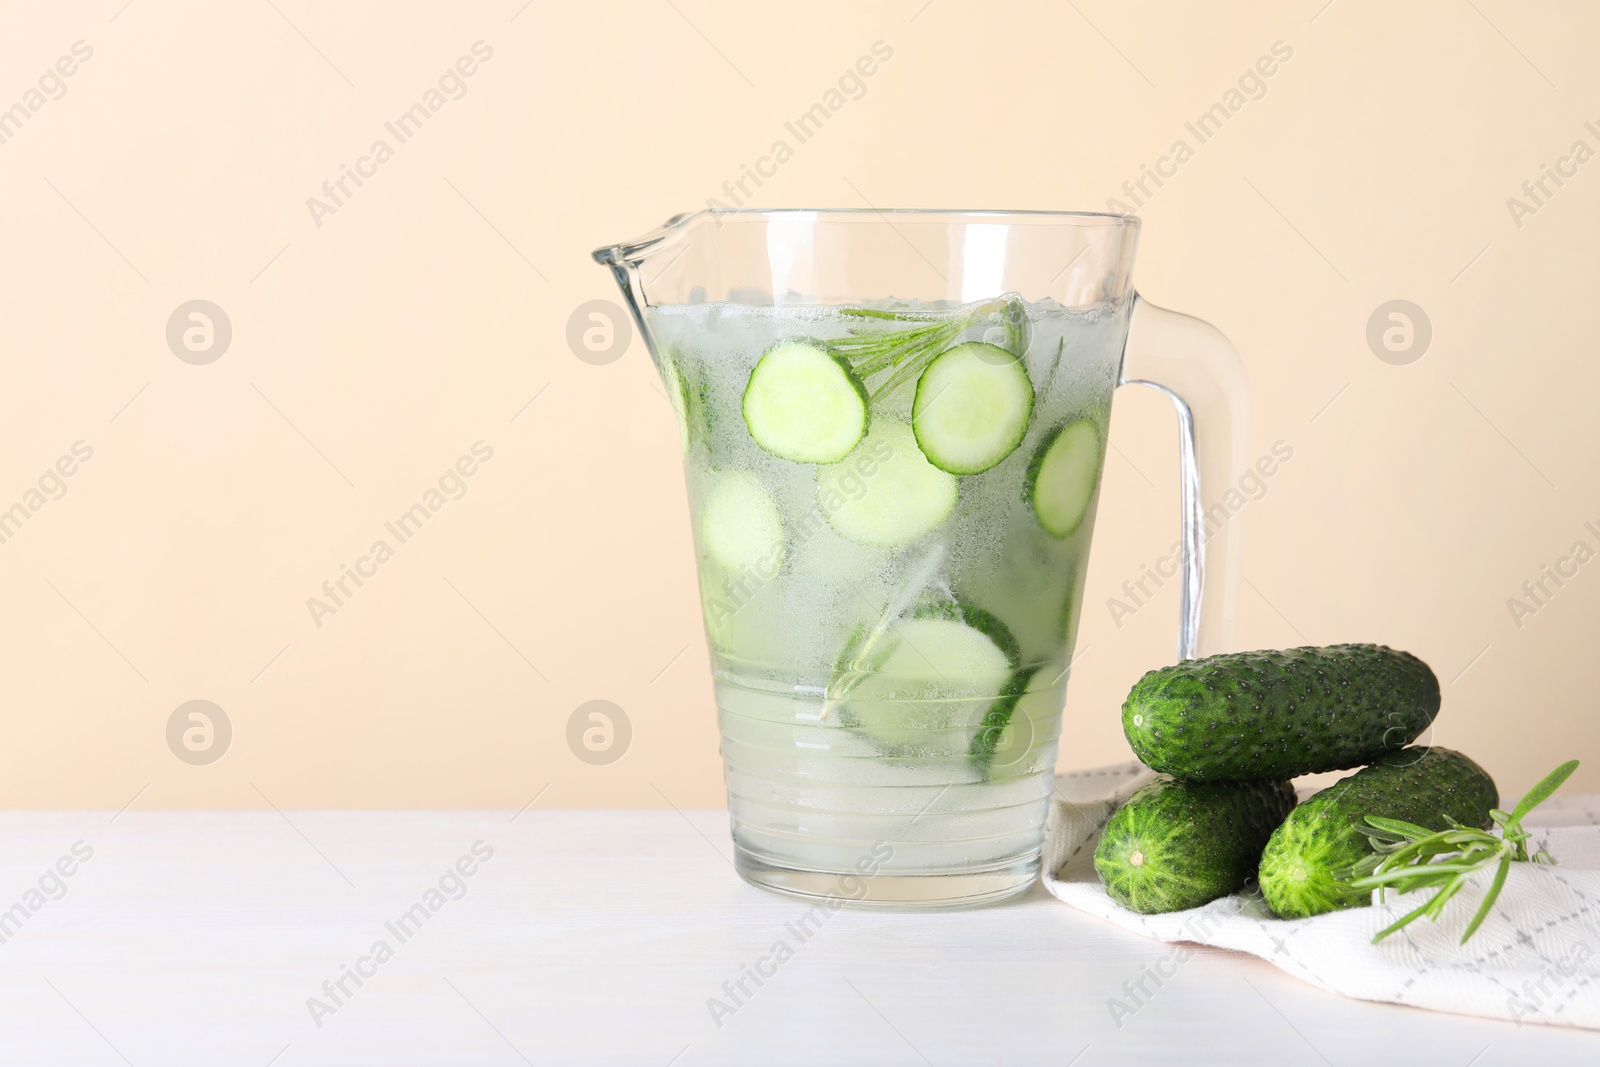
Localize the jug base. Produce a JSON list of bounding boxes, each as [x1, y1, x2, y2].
[[733, 846, 1038, 910]]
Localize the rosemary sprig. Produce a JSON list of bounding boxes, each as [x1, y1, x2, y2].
[[1343, 759, 1579, 944], [829, 314, 971, 382], [827, 297, 1027, 401], [818, 544, 946, 723]]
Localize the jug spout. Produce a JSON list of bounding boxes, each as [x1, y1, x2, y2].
[[592, 212, 698, 272], [592, 212, 704, 369]]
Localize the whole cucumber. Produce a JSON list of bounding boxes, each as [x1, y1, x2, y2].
[[1095, 775, 1298, 914], [1123, 644, 1440, 781], [1259, 746, 1498, 919]]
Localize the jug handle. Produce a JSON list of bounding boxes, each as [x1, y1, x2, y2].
[[1119, 296, 1252, 661]]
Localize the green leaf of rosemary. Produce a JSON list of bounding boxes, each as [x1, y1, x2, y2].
[[1341, 759, 1578, 945], [1361, 816, 1438, 839], [1459, 853, 1513, 943], [1509, 759, 1580, 826], [826, 298, 1028, 402]]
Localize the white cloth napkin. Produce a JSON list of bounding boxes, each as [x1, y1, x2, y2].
[[1042, 763, 1600, 1029]]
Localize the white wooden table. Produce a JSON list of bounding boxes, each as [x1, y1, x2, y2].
[[0, 810, 1595, 1066]]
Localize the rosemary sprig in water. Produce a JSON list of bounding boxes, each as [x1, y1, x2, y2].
[[1344, 759, 1579, 944], [830, 315, 969, 379], [828, 297, 1027, 400]]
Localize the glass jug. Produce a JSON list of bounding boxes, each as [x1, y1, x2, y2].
[[595, 209, 1248, 908]]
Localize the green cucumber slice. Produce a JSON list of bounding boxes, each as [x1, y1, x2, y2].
[[662, 357, 693, 456], [1026, 418, 1102, 538], [977, 672, 1065, 776], [700, 472, 785, 576], [912, 599, 1021, 663], [911, 342, 1034, 475], [817, 420, 957, 546], [837, 602, 1019, 753], [742, 341, 867, 464], [968, 669, 1034, 772]]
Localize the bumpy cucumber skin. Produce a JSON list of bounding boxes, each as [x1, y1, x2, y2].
[[1258, 746, 1498, 919], [1095, 776, 1297, 914], [1123, 644, 1441, 782]]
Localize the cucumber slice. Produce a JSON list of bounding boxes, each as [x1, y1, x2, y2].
[[742, 341, 867, 464], [838, 603, 1019, 754], [700, 472, 785, 577], [817, 420, 957, 546], [911, 342, 1034, 475], [662, 357, 693, 456], [1026, 418, 1102, 538], [966, 669, 1033, 772], [979, 674, 1064, 776], [913, 599, 1021, 663]]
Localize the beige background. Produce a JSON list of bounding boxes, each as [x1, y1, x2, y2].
[[0, 0, 1595, 810]]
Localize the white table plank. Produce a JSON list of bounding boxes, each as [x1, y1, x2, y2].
[[0, 811, 1594, 1066]]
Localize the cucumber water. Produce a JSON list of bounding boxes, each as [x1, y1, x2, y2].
[[648, 296, 1126, 879]]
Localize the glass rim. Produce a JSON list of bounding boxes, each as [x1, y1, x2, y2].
[[690, 206, 1140, 223], [595, 207, 1140, 267]]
